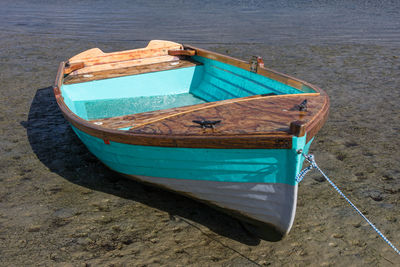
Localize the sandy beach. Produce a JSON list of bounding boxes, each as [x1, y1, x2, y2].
[[0, 29, 399, 265]]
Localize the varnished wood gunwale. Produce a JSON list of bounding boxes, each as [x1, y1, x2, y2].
[[54, 42, 329, 149], [54, 61, 64, 97], [185, 45, 314, 93], [303, 94, 329, 142]]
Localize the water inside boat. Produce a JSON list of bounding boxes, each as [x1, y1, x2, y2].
[[61, 56, 316, 121], [84, 93, 206, 120]]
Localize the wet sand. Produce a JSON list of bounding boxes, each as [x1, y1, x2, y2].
[[0, 33, 399, 266]]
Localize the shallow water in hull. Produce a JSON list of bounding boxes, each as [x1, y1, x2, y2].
[[84, 93, 206, 120]]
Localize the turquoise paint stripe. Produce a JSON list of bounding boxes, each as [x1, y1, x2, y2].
[[71, 126, 313, 185], [78, 133, 281, 161], [90, 148, 278, 172]]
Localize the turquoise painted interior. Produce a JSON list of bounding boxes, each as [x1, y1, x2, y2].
[[61, 56, 315, 120], [72, 126, 311, 185]]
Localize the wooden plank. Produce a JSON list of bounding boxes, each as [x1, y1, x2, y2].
[[129, 93, 319, 130], [54, 61, 65, 93], [68, 40, 182, 67], [68, 48, 104, 62], [64, 58, 202, 84], [168, 49, 196, 56], [68, 55, 179, 76], [127, 95, 324, 136], [304, 93, 330, 142], [289, 121, 306, 137], [89, 94, 325, 141], [185, 45, 251, 71], [89, 93, 319, 130], [64, 62, 85, 75]]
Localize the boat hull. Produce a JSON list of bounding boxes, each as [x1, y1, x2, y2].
[[130, 174, 297, 237], [52, 41, 329, 239], [72, 126, 311, 238]]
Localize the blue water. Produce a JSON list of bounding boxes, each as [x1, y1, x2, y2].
[[0, 0, 399, 47]]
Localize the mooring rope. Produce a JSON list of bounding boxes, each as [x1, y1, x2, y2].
[[296, 153, 400, 256]]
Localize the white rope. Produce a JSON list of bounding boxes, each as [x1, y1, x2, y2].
[[296, 153, 400, 256]]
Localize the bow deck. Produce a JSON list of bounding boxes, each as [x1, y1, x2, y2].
[[90, 94, 327, 140]]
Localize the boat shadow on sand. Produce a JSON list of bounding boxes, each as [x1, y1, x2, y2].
[[23, 87, 285, 245]]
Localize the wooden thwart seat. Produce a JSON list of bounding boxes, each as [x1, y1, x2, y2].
[[67, 40, 183, 66], [63, 40, 195, 84], [64, 58, 202, 84]]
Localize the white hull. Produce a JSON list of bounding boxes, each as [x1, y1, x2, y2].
[[130, 175, 298, 237]]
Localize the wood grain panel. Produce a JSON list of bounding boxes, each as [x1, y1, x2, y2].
[[64, 59, 202, 84], [168, 49, 196, 56], [126, 95, 323, 136], [69, 55, 179, 76], [90, 93, 320, 131], [68, 40, 182, 66]]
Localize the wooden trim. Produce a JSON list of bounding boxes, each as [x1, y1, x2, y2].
[[185, 45, 251, 71], [67, 55, 180, 76], [168, 49, 196, 56], [290, 121, 306, 137], [303, 92, 330, 142], [54, 61, 65, 94], [184, 45, 322, 94], [64, 62, 85, 75]]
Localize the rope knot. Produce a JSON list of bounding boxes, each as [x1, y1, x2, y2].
[[294, 153, 317, 183], [304, 154, 317, 169]]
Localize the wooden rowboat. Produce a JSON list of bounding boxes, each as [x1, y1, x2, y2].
[[54, 40, 329, 239]]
